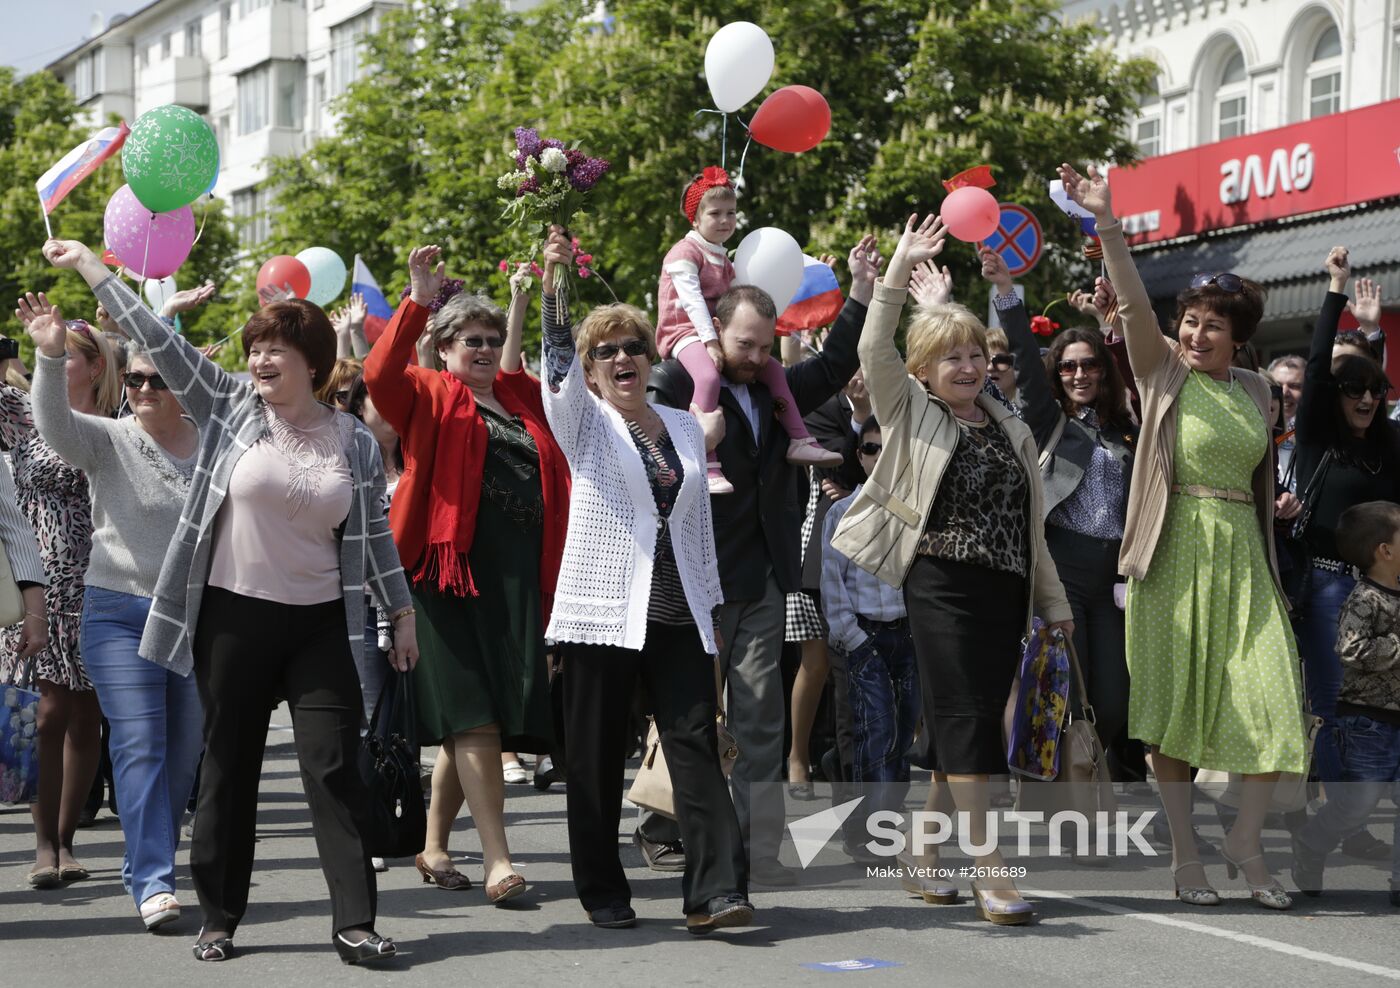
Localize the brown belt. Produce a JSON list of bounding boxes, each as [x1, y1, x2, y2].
[[1170, 484, 1253, 504]]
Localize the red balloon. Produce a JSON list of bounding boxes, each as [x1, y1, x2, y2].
[[749, 85, 831, 154], [256, 255, 311, 302], [941, 186, 1000, 243]]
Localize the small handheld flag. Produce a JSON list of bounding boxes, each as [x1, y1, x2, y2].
[[776, 255, 844, 335], [352, 255, 394, 344], [35, 123, 130, 235]]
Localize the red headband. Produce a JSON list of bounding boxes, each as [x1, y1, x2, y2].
[[682, 166, 732, 224]]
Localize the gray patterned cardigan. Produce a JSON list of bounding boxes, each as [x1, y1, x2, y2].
[[93, 275, 411, 676]]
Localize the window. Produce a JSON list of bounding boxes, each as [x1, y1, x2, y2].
[[1134, 78, 1162, 157], [310, 72, 325, 135], [330, 14, 372, 95], [75, 50, 96, 101], [1306, 24, 1342, 118], [161, 32, 172, 59], [238, 64, 270, 134], [215, 113, 230, 153], [232, 187, 269, 247], [1215, 51, 1248, 139], [239, 0, 272, 15], [185, 19, 202, 57], [219, 4, 231, 58], [139, 46, 150, 69], [275, 61, 304, 128]]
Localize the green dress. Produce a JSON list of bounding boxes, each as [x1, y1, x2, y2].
[[412, 406, 554, 752], [1125, 372, 1308, 774]]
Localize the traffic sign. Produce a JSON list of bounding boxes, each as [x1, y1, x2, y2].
[[982, 204, 1043, 278]]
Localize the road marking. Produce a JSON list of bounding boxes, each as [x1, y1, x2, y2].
[[1027, 889, 1400, 981]]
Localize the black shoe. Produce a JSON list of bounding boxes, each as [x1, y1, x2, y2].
[[191, 936, 233, 962], [634, 832, 686, 872], [1341, 830, 1391, 862], [842, 839, 882, 865], [588, 902, 636, 928], [1389, 890, 1400, 908], [533, 756, 563, 792], [333, 931, 396, 966], [750, 858, 798, 887], [686, 894, 754, 935]]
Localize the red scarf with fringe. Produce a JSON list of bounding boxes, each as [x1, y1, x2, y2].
[[416, 368, 569, 613]]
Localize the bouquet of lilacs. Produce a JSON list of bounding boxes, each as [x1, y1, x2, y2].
[[497, 127, 610, 292]]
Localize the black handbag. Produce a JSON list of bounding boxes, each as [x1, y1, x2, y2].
[[1278, 449, 1333, 613], [357, 671, 427, 859]]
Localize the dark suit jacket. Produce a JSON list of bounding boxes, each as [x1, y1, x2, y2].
[[800, 393, 868, 591], [648, 296, 868, 601]]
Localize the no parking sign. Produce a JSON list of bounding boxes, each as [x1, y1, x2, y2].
[[982, 203, 1043, 278]]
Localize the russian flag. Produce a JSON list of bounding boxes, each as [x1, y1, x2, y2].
[[353, 254, 394, 344], [777, 255, 844, 334], [36, 123, 129, 214]]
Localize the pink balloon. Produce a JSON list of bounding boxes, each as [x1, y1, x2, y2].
[[941, 186, 1000, 243], [103, 184, 196, 279]]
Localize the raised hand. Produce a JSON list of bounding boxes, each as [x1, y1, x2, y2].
[[257, 283, 296, 306], [978, 247, 1014, 294], [1056, 163, 1113, 221], [408, 245, 445, 307], [346, 291, 367, 326], [15, 292, 67, 358], [908, 260, 954, 306], [329, 305, 350, 335], [1092, 276, 1120, 331], [508, 262, 533, 297], [1067, 289, 1097, 316], [886, 215, 947, 289], [1347, 277, 1383, 331], [41, 238, 99, 271], [847, 234, 885, 305], [162, 281, 216, 318], [540, 226, 573, 297], [1324, 246, 1351, 292]]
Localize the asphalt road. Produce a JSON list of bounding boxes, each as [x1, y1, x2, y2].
[[1, 704, 1397, 986]]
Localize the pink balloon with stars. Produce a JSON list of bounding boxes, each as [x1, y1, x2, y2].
[[104, 184, 196, 280]]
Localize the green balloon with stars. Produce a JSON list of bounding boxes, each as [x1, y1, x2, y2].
[[120, 105, 220, 213]]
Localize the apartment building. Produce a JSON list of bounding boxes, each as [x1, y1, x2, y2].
[[1060, 0, 1400, 360]]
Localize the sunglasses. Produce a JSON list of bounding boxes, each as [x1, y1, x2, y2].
[[453, 335, 506, 351], [858, 442, 882, 456], [1189, 272, 1245, 293], [989, 353, 1015, 371], [588, 339, 649, 362], [1057, 357, 1103, 376], [1338, 381, 1390, 401], [123, 372, 168, 391], [333, 389, 351, 404]]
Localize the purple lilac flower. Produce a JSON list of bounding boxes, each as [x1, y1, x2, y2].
[[398, 277, 466, 312], [516, 175, 540, 197], [541, 137, 565, 150], [564, 148, 587, 169], [514, 127, 543, 158], [568, 156, 611, 191]]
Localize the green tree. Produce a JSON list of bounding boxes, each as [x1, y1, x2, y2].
[[269, 0, 1155, 351], [0, 67, 238, 363]]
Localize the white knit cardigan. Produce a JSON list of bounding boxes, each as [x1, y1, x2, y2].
[[542, 347, 724, 653]]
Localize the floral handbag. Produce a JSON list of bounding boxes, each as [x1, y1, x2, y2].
[[1007, 618, 1071, 782]]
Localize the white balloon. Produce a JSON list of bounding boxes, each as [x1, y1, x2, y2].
[[296, 246, 348, 306], [704, 22, 775, 113], [143, 275, 178, 312], [732, 227, 805, 316]]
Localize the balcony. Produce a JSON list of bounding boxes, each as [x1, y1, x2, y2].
[[226, 1, 306, 76], [137, 55, 210, 114]]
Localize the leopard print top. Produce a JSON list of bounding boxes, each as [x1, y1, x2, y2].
[[917, 418, 1029, 577]]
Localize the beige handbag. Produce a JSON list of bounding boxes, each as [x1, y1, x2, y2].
[[1015, 636, 1117, 818], [626, 713, 739, 820], [0, 538, 25, 628]]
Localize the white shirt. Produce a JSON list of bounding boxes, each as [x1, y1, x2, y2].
[[723, 380, 761, 440]]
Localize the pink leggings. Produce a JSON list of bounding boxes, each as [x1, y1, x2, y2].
[[676, 341, 813, 442]]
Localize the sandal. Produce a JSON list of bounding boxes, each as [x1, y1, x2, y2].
[[485, 873, 527, 904], [414, 853, 472, 890], [28, 866, 61, 890], [58, 864, 90, 882], [192, 934, 234, 962]]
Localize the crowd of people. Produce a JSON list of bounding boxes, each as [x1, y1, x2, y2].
[[1, 158, 1397, 963]]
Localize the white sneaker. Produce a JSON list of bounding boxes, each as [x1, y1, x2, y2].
[[141, 892, 181, 931]]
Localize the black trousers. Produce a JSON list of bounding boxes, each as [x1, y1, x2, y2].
[[563, 621, 748, 915], [1044, 526, 1129, 748], [190, 587, 375, 936]]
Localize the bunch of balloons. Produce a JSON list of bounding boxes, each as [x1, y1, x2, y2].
[[105, 105, 219, 279], [704, 22, 831, 155], [256, 247, 347, 306]]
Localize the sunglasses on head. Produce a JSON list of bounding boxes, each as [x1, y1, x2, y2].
[[1338, 380, 1389, 401], [858, 441, 882, 456], [989, 353, 1015, 370], [454, 335, 506, 351], [1189, 272, 1245, 294], [123, 372, 168, 391], [588, 339, 649, 362], [1057, 357, 1103, 376]]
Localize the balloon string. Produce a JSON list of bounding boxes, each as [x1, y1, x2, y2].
[[192, 195, 212, 247], [139, 213, 153, 298], [735, 134, 754, 188], [693, 108, 728, 170]]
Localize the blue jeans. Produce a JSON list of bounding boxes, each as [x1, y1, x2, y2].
[[846, 617, 919, 815], [1299, 714, 1400, 889], [81, 587, 204, 907], [1295, 566, 1355, 783]]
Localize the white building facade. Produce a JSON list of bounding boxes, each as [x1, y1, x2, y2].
[[1061, 0, 1400, 362], [47, 0, 417, 245]]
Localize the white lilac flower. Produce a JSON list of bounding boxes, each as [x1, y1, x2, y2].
[[540, 147, 568, 174]]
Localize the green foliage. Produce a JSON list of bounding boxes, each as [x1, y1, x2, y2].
[[0, 67, 239, 367], [268, 0, 1156, 352]]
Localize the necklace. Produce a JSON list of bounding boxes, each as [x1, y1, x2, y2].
[[263, 405, 341, 515]]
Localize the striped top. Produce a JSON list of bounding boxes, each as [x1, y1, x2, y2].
[[91, 275, 411, 676], [624, 419, 692, 626], [0, 455, 45, 587]]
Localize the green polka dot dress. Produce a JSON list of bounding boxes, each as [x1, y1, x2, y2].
[[1125, 372, 1308, 774]]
